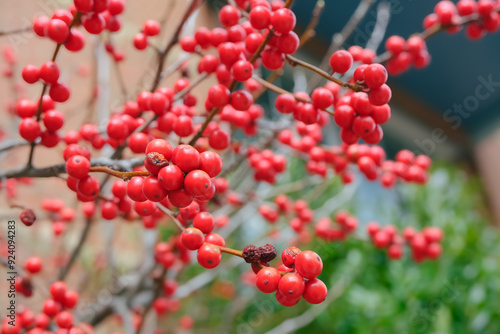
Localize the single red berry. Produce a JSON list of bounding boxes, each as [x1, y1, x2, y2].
[[49, 82, 71, 102], [50, 281, 67, 302], [207, 84, 230, 108], [184, 170, 212, 198], [208, 129, 230, 150], [133, 32, 148, 50], [278, 272, 305, 299], [63, 290, 79, 309], [127, 176, 147, 202], [193, 212, 215, 234], [231, 60, 253, 82], [249, 6, 271, 30], [142, 176, 168, 202], [168, 187, 194, 208], [363, 64, 388, 88], [43, 299, 61, 317], [199, 151, 223, 178], [19, 118, 41, 142], [330, 50, 353, 74], [256, 266, 281, 293], [311, 88, 334, 109], [197, 243, 222, 268], [181, 227, 205, 250], [388, 244, 403, 259], [302, 278, 327, 304], [276, 31, 299, 54], [294, 250, 323, 279], [275, 290, 301, 307], [77, 175, 100, 197], [25, 257, 43, 274], [22, 65, 40, 84], [74, 0, 94, 13], [66, 155, 90, 179], [47, 19, 69, 43], [43, 109, 64, 131], [143, 20, 160, 36], [369, 84, 392, 106], [271, 8, 296, 33], [281, 246, 301, 267], [101, 201, 119, 220], [55, 311, 73, 329], [134, 200, 156, 216], [219, 5, 241, 27], [261, 47, 285, 70]]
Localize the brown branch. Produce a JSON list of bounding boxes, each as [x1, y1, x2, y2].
[[89, 166, 150, 180], [299, 0, 325, 46], [0, 27, 31, 37], [219, 246, 243, 257], [149, 0, 204, 92], [135, 267, 167, 334], [0, 157, 144, 179], [157, 204, 185, 231], [58, 218, 93, 280], [285, 54, 363, 92]]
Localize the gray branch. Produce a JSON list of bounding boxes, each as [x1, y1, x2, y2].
[[0, 157, 144, 179]]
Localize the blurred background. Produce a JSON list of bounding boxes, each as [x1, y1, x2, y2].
[[1, 0, 500, 333]]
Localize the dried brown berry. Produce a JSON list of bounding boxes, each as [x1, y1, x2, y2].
[[259, 243, 277, 262], [145, 152, 169, 168], [242, 244, 262, 263]]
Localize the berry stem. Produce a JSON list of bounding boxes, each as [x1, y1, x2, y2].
[[285, 54, 364, 92], [299, 0, 325, 46], [251, 74, 334, 115], [219, 246, 243, 258], [89, 166, 151, 180]]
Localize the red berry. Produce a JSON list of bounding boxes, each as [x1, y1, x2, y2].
[[143, 176, 168, 202], [256, 266, 281, 293], [25, 257, 43, 273], [184, 170, 212, 198], [193, 212, 214, 234], [369, 84, 391, 106], [199, 151, 223, 177], [281, 246, 301, 267], [294, 250, 323, 279], [66, 155, 90, 179], [83, 13, 106, 34], [275, 290, 300, 307], [50, 281, 67, 301], [271, 8, 296, 33], [197, 243, 222, 268], [143, 20, 160, 36], [55, 311, 73, 329], [22, 65, 40, 84], [278, 272, 305, 299], [181, 227, 204, 250], [168, 187, 193, 208], [302, 278, 327, 304], [363, 64, 388, 88], [276, 31, 299, 54], [16, 99, 37, 118], [74, 0, 94, 13], [47, 19, 69, 43], [249, 6, 271, 30], [330, 50, 353, 74], [19, 118, 41, 142], [127, 177, 148, 202], [207, 84, 230, 108], [219, 5, 241, 27], [261, 47, 284, 70], [133, 32, 148, 50], [49, 82, 71, 102], [43, 109, 64, 131], [208, 129, 230, 150], [231, 60, 253, 82]]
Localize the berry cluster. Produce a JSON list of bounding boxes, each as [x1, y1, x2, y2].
[[1, 280, 81, 333], [367, 223, 444, 262], [133, 20, 161, 50], [255, 247, 327, 306], [384, 35, 430, 75], [315, 211, 358, 241], [258, 196, 314, 231], [334, 83, 391, 145], [247, 148, 287, 183], [427, 0, 500, 39]]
